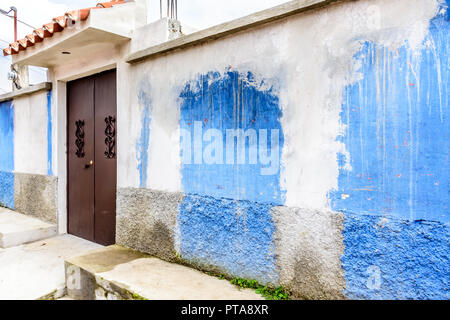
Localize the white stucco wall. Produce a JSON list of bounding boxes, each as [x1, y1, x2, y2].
[[14, 91, 49, 175], [116, 0, 438, 210], [38, 0, 441, 234]]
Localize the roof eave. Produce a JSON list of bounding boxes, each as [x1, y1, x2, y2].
[[10, 2, 137, 68]]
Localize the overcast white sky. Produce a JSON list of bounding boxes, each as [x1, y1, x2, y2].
[[0, 0, 288, 93]]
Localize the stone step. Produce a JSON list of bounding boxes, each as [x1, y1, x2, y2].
[[0, 207, 57, 248], [0, 234, 102, 300], [65, 245, 264, 300]]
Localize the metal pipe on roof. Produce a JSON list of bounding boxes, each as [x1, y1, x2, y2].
[[0, 6, 18, 42], [161, 0, 177, 20], [167, 0, 177, 20], [13, 7, 17, 42]]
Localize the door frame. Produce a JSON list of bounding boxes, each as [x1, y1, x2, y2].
[[54, 64, 118, 237], [66, 69, 117, 244]]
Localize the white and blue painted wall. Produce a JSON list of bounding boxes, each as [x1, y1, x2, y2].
[[0, 89, 57, 223], [1, 0, 442, 300], [331, 3, 449, 298], [115, 0, 448, 299]]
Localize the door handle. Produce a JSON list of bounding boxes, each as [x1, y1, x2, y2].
[[84, 160, 94, 169]]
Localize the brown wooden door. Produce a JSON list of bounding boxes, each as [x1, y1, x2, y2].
[[67, 69, 117, 245]]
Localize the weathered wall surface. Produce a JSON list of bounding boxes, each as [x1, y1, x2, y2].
[[330, 0, 449, 299], [115, 0, 448, 299], [0, 90, 57, 224], [0, 100, 14, 209], [116, 187, 184, 261], [14, 173, 57, 224], [1, 0, 443, 300], [272, 206, 346, 299], [176, 71, 284, 284], [14, 91, 53, 176]]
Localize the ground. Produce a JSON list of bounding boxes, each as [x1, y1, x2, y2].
[[0, 234, 101, 300]]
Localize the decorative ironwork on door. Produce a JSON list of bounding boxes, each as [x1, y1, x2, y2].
[[104, 116, 116, 159], [75, 120, 85, 158]]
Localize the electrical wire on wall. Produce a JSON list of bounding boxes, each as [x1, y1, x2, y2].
[[0, 12, 46, 93], [0, 39, 46, 93]]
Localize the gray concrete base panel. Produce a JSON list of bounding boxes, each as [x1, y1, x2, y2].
[[116, 187, 184, 261], [65, 262, 97, 300], [272, 206, 346, 299], [14, 172, 58, 224], [116, 187, 347, 299]]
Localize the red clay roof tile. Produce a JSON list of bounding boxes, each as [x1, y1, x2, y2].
[[43, 22, 60, 34], [9, 42, 20, 53], [18, 39, 29, 50], [25, 34, 36, 45], [22, 37, 35, 48], [33, 28, 45, 41], [53, 16, 67, 28], [3, 47, 12, 56], [65, 8, 92, 22], [3, 1, 129, 56], [97, 2, 122, 8]]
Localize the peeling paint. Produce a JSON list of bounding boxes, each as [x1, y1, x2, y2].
[[136, 79, 152, 188], [0, 100, 14, 209], [332, 1, 449, 299], [331, 2, 449, 222], [179, 70, 285, 204], [176, 70, 284, 284], [47, 91, 53, 176], [178, 194, 279, 285], [342, 213, 449, 299]]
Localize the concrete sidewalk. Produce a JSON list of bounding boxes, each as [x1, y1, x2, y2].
[[0, 207, 57, 248], [0, 236, 264, 300], [66, 245, 264, 300], [0, 234, 101, 300]]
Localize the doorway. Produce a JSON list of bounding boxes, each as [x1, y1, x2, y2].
[[67, 69, 117, 245]]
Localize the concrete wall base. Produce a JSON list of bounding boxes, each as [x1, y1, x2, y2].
[[14, 173, 58, 224], [116, 187, 184, 261]]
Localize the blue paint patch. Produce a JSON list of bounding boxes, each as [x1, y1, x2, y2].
[[0, 100, 14, 209], [0, 171, 14, 209], [179, 71, 285, 204], [136, 80, 152, 188], [177, 70, 284, 283], [332, 4, 449, 299], [331, 4, 449, 223], [342, 213, 449, 300], [47, 91, 53, 176], [0, 100, 14, 172], [178, 194, 279, 284]]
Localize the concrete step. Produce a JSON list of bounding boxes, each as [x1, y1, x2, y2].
[[65, 245, 264, 300], [0, 207, 57, 248], [0, 234, 102, 300]]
